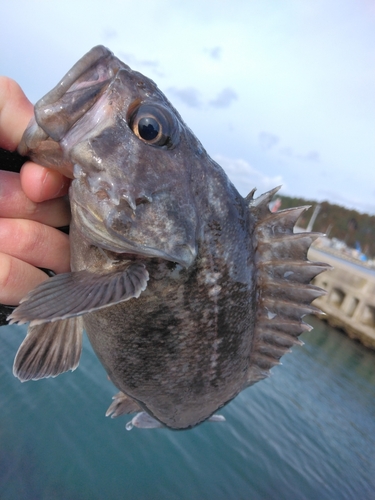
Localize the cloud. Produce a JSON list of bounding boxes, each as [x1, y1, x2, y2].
[[213, 154, 285, 197], [207, 46, 222, 60], [102, 28, 117, 40], [280, 147, 293, 157], [303, 151, 320, 162], [167, 87, 202, 108], [280, 146, 320, 162], [259, 132, 279, 150], [209, 87, 238, 108], [117, 52, 162, 75], [169, 86, 238, 109], [260, 131, 320, 162]]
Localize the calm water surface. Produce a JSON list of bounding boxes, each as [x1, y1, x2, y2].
[[1, 316, 374, 500]]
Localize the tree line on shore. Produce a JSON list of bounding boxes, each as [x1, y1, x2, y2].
[[278, 195, 375, 259]]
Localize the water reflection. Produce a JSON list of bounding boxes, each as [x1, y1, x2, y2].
[[0, 317, 374, 499]]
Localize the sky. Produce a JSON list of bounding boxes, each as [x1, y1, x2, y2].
[[1, 0, 374, 214]]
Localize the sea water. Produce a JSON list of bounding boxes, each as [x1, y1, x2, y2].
[[0, 316, 374, 500]]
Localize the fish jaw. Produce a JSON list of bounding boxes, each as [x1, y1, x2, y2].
[[72, 199, 197, 268], [69, 134, 200, 269], [18, 46, 125, 177]]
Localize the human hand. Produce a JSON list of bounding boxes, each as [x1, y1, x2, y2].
[[0, 77, 71, 306]]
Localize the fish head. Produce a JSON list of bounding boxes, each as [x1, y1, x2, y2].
[[67, 69, 200, 268], [20, 46, 201, 268]]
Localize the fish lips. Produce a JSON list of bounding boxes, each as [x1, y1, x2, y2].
[[73, 202, 197, 269]]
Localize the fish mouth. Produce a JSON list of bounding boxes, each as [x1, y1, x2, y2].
[[73, 203, 197, 269], [18, 46, 124, 176], [35, 46, 120, 118]]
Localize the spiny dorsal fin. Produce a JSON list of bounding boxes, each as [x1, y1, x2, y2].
[[255, 206, 311, 236], [248, 186, 281, 218], [245, 188, 331, 387]]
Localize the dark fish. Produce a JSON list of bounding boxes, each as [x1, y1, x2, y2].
[[9, 46, 329, 430]]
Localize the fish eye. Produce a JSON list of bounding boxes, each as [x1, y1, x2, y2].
[[129, 103, 179, 148], [137, 116, 160, 141]]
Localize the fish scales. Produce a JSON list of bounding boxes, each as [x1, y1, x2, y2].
[[8, 46, 329, 430]]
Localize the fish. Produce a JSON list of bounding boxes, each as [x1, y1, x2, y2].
[[8, 46, 330, 430]]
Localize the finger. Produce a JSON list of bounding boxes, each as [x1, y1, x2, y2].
[[0, 78, 71, 203], [0, 171, 70, 227], [0, 77, 33, 151], [20, 161, 71, 203], [0, 218, 70, 274], [0, 253, 48, 305]]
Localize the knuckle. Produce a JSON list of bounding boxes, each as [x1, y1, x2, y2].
[[19, 220, 47, 256], [0, 219, 45, 257], [23, 199, 39, 217], [0, 253, 20, 305]]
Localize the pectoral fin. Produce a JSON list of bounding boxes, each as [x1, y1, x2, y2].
[[126, 412, 165, 430], [105, 391, 142, 418], [8, 263, 149, 326], [125, 412, 226, 430], [13, 316, 83, 381]]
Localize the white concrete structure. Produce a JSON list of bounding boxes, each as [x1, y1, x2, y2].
[[309, 247, 375, 350]]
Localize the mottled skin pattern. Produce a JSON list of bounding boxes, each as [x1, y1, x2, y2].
[[71, 155, 255, 428], [44, 49, 257, 429], [11, 47, 328, 430]]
